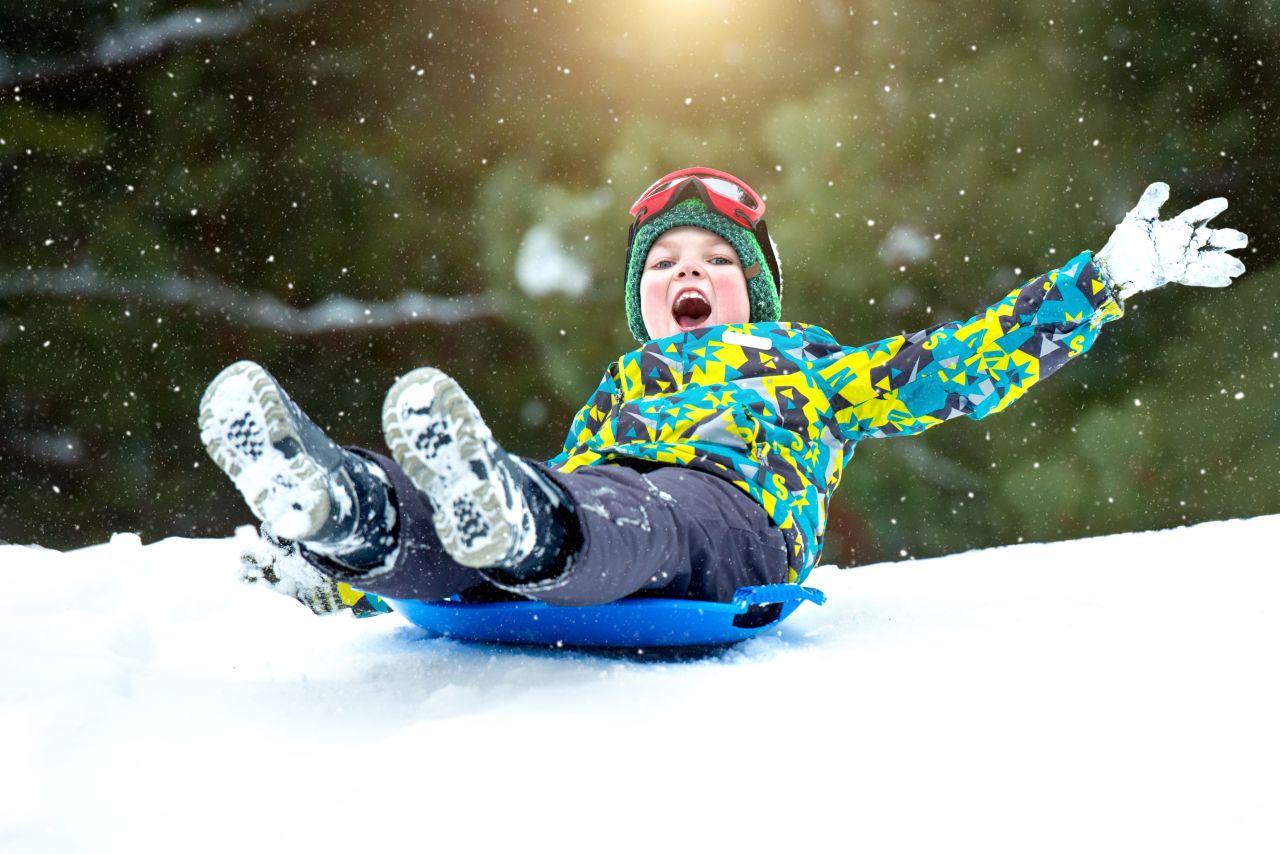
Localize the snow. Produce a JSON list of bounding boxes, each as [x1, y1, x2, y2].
[[3, 516, 1278, 852], [515, 224, 591, 297], [878, 224, 934, 266]]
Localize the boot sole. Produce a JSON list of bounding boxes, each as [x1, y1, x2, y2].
[[198, 361, 332, 541], [382, 368, 526, 568]]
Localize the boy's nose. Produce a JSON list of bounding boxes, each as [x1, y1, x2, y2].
[[676, 266, 703, 278]]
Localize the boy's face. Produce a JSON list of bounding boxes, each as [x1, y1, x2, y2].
[[639, 226, 750, 340]]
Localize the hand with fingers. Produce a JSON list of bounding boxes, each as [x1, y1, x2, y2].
[[1094, 181, 1248, 302], [240, 523, 346, 615]]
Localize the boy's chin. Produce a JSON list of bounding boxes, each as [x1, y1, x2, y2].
[[651, 316, 715, 338], [675, 315, 715, 333]]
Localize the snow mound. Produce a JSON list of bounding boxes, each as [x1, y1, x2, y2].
[[3, 517, 1278, 852]]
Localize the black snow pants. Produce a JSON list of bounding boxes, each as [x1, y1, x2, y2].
[[312, 450, 791, 606]]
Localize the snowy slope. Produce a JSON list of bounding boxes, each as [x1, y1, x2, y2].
[[3, 517, 1278, 853]]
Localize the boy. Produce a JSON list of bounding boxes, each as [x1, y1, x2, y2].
[[201, 169, 1247, 614]]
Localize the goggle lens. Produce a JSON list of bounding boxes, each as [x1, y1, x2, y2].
[[630, 168, 765, 223], [697, 176, 759, 210]]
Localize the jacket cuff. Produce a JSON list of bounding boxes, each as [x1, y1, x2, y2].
[[1091, 250, 1133, 309]]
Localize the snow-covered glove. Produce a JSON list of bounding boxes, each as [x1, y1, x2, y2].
[[239, 524, 348, 615], [1094, 181, 1248, 302], [240, 525, 394, 618]]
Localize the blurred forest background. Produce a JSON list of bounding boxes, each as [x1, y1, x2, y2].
[[2, 0, 1276, 565]]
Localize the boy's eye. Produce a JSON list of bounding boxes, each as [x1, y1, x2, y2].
[[649, 255, 735, 270]]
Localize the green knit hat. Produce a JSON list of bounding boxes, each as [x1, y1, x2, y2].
[[625, 199, 782, 343]]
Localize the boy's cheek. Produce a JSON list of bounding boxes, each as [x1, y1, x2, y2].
[[715, 279, 751, 324], [639, 281, 671, 337], [639, 280, 666, 316]]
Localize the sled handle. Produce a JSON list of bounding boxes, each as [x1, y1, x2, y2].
[[731, 584, 826, 611]]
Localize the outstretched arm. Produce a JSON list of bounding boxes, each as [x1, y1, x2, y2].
[[819, 182, 1248, 443], [818, 250, 1122, 442]]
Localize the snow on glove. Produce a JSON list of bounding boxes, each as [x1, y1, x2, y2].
[[240, 524, 393, 617], [1095, 179, 1244, 300], [1094, 181, 1248, 302], [239, 523, 347, 615]]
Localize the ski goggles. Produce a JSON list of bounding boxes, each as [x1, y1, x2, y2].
[[629, 167, 766, 230], [626, 167, 783, 296]]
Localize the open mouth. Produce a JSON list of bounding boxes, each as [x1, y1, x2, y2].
[[671, 289, 712, 330]]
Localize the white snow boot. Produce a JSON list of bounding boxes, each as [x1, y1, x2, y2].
[[199, 361, 395, 566], [381, 367, 548, 569]]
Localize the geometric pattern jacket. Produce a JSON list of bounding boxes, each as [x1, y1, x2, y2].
[[546, 250, 1124, 583]]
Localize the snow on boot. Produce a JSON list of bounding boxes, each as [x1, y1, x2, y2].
[[381, 367, 537, 569], [198, 361, 387, 552]]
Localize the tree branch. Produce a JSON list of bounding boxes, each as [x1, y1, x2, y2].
[[2, 2, 309, 88], [2, 265, 499, 334]]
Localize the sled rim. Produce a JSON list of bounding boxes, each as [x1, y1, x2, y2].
[[385, 584, 825, 649]]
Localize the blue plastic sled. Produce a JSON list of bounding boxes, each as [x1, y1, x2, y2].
[[386, 583, 825, 649]]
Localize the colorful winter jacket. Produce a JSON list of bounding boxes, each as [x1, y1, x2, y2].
[[546, 250, 1124, 583]]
